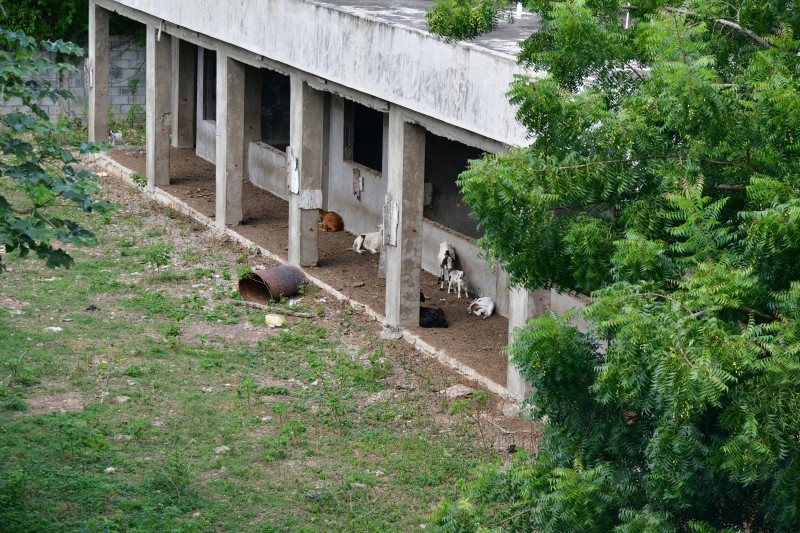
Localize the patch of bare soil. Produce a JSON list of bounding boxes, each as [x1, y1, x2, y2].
[[24, 393, 85, 415], [0, 293, 30, 310], [106, 148, 510, 386]]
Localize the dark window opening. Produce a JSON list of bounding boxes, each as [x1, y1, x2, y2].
[[202, 49, 216, 121], [423, 133, 486, 240], [260, 69, 291, 152], [344, 101, 384, 173]]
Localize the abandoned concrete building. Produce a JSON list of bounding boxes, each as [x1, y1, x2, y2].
[[87, 0, 588, 400]]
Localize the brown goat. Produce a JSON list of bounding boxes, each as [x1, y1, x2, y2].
[[318, 209, 344, 232]]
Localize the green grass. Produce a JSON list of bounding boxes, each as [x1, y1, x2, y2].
[[0, 175, 506, 532]]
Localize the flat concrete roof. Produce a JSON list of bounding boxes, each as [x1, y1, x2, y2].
[[316, 0, 541, 57]]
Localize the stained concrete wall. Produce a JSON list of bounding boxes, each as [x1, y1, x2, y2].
[[99, 0, 530, 147], [248, 141, 288, 200]]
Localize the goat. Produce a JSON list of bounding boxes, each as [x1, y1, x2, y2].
[[467, 297, 494, 319], [420, 306, 448, 328], [109, 130, 123, 145], [437, 242, 455, 290], [447, 270, 468, 298], [353, 227, 382, 254], [318, 209, 344, 232]]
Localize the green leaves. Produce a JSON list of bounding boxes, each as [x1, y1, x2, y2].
[[430, 1, 800, 532], [0, 28, 114, 271]]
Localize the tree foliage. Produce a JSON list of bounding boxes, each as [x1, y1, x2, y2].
[[0, 1, 143, 44], [0, 28, 112, 271], [428, 1, 800, 531]]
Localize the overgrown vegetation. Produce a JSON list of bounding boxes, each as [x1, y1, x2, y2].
[[429, 1, 800, 531]]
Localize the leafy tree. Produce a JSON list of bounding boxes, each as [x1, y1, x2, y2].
[[428, 1, 800, 531], [0, 28, 112, 271], [0, 1, 144, 44]]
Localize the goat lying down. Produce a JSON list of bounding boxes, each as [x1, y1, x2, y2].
[[353, 228, 382, 254], [420, 306, 448, 328], [467, 297, 494, 319]]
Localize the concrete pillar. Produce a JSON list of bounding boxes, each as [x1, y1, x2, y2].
[[87, 1, 109, 143], [385, 106, 425, 328], [506, 287, 550, 401], [288, 77, 324, 267], [215, 54, 245, 227], [145, 26, 171, 188], [171, 39, 197, 148], [243, 66, 263, 183]]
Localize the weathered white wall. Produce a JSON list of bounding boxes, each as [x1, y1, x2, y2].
[[103, 0, 530, 147], [248, 141, 288, 200]]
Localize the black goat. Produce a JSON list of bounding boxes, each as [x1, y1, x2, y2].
[[420, 306, 448, 328]]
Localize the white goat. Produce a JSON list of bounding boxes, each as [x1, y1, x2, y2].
[[438, 242, 455, 290], [447, 270, 468, 298], [353, 227, 383, 254], [109, 130, 123, 145], [467, 297, 494, 319]]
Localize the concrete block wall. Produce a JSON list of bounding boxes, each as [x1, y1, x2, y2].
[[0, 35, 146, 126]]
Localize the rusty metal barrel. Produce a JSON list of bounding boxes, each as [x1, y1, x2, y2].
[[238, 265, 308, 304]]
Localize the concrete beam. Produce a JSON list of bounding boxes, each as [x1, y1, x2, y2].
[[171, 39, 197, 148], [506, 287, 549, 402], [288, 77, 324, 267], [385, 106, 425, 328], [145, 25, 171, 188], [88, 1, 109, 143], [215, 55, 246, 227]]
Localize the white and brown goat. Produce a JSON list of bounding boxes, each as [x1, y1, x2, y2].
[[447, 270, 468, 298], [353, 227, 383, 254], [467, 297, 494, 319]]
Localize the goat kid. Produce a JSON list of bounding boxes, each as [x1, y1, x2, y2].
[[467, 297, 494, 319], [353, 227, 382, 254], [447, 270, 468, 298], [437, 241, 455, 290]]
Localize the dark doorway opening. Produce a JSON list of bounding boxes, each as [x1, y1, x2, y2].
[[260, 69, 291, 152], [423, 133, 486, 239], [344, 101, 384, 173], [202, 48, 216, 121]]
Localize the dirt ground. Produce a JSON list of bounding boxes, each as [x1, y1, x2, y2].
[[109, 147, 510, 386]]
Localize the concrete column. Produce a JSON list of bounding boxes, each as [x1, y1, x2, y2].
[[288, 76, 324, 267], [171, 39, 197, 148], [506, 287, 550, 401], [145, 26, 171, 188], [243, 66, 263, 183], [215, 54, 246, 227], [87, 1, 109, 143], [385, 106, 425, 328]]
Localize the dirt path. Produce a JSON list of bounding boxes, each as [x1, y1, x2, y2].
[[109, 147, 510, 387]]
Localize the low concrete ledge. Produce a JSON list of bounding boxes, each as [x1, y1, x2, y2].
[[87, 152, 512, 400]]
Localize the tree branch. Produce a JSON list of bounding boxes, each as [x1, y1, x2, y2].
[[662, 7, 774, 49]]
